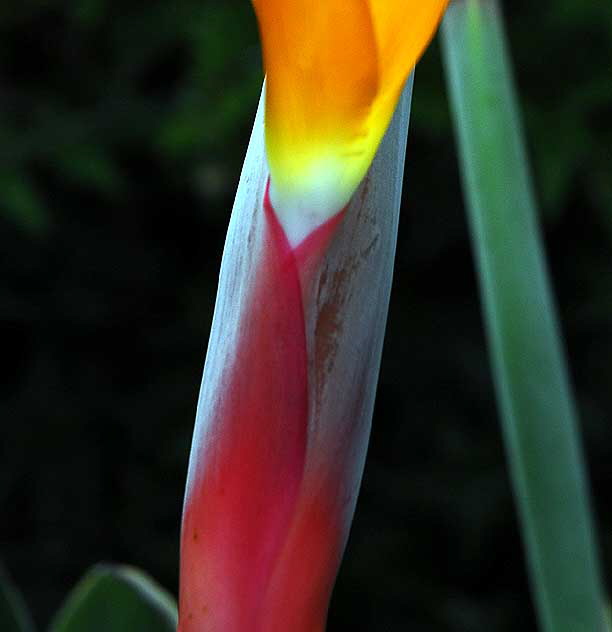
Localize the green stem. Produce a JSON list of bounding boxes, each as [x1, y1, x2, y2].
[[440, 2, 606, 630]]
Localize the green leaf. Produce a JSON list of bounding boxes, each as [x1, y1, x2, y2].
[[0, 565, 36, 632], [49, 565, 177, 632], [441, 2, 606, 631]]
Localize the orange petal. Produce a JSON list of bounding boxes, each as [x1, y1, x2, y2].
[[252, 0, 449, 239]]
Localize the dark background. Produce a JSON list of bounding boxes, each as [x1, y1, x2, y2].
[[2, 1, 612, 630]]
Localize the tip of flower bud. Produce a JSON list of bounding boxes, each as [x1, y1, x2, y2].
[[254, 0, 450, 248]]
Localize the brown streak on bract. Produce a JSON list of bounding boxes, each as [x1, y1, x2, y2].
[[360, 233, 380, 261]]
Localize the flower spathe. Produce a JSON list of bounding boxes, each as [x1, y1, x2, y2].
[[253, 0, 450, 244], [179, 88, 414, 630], [178, 2, 449, 630]]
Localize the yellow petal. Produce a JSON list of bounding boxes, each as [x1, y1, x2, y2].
[[252, 0, 449, 240]]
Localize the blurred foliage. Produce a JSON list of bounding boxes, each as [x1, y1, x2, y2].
[[1, 1, 611, 630], [0, 565, 35, 632]]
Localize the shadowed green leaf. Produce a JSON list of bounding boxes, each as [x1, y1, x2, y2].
[[49, 565, 177, 632]]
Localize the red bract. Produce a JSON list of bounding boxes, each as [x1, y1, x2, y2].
[[179, 82, 412, 630], [179, 179, 343, 631]]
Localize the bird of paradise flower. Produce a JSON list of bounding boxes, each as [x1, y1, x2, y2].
[[178, 2, 449, 630]]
